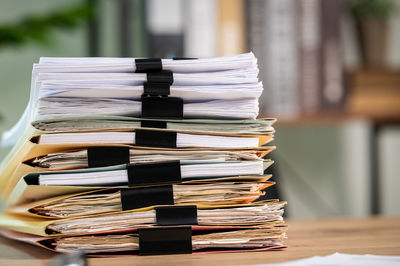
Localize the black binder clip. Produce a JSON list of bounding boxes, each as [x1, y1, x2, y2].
[[155, 205, 198, 226], [136, 62, 182, 119], [87, 147, 130, 168], [172, 57, 198, 60], [121, 185, 174, 211], [146, 70, 173, 84], [135, 129, 177, 148], [127, 160, 181, 186], [143, 82, 170, 96], [140, 75, 183, 119], [135, 58, 162, 73], [138, 226, 192, 255], [141, 96, 183, 119]]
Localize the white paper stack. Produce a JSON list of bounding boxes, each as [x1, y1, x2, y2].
[[2, 53, 263, 146]]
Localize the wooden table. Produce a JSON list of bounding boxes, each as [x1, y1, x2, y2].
[[0, 216, 399, 265]]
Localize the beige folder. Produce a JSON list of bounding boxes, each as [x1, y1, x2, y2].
[[7, 178, 274, 218], [0, 226, 286, 255], [5, 146, 275, 197], [0, 130, 273, 200], [7, 173, 274, 207], [0, 199, 284, 237]]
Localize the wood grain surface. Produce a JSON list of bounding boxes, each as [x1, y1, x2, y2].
[[0, 216, 399, 266]]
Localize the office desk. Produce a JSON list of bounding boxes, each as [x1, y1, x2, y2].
[[0, 216, 399, 266]]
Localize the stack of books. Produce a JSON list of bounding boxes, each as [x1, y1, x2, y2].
[[0, 53, 287, 255]]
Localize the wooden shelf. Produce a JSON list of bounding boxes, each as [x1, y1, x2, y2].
[[261, 69, 400, 126]]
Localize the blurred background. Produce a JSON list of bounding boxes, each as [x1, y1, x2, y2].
[[0, 0, 399, 219]]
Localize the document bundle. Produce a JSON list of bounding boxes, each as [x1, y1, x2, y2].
[[0, 52, 287, 256]]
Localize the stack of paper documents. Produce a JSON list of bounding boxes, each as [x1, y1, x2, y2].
[[2, 53, 264, 146], [0, 53, 287, 256]]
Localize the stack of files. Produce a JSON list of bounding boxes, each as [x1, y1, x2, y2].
[[0, 53, 287, 256]]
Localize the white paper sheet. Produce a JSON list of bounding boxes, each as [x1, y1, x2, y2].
[[246, 253, 400, 266], [38, 160, 266, 186], [37, 52, 257, 73]]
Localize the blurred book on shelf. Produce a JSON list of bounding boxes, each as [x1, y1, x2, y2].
[[245, 0, 346, 119], [297, 0, 322, 114], [319, 0, 346, 111], [262, 0, 300, 119], [217, 0, 247, 56], [183, 0, 217, 58], [147, 0, 184, 58]]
